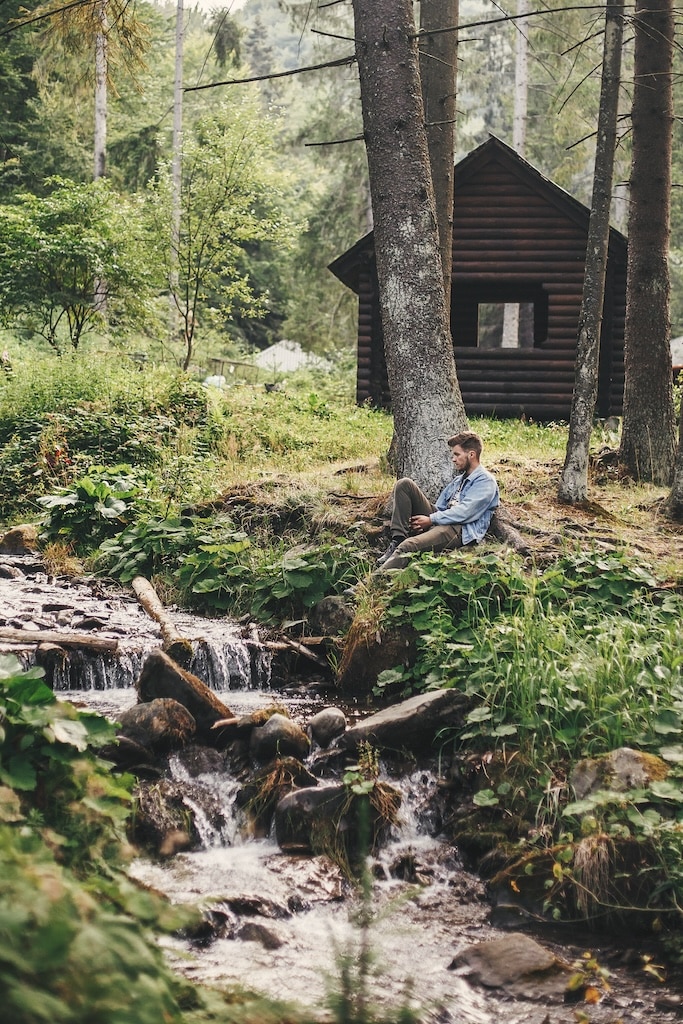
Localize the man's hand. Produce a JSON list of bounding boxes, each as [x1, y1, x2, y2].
[[410, 515, 432, 533]]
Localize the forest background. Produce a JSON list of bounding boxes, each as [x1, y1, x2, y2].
[[2, 0, 683, 373]]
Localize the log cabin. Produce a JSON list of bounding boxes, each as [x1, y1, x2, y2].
[[328, 136, 627, 421]]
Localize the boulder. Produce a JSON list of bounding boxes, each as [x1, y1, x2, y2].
[[250, 713, 310, 763], [309, 596, 354, 635], [308, 706, 347, 748], [0, 524, 38, 554], [118, 698, 196, 756], [136, 648, 232, 743], [341, 688, 470, 754], [570, 747, 669, 800], [336, 619, 418, 698], [235, 921, 283, 950], [449, 933, 568, 998], [274, 781, 400, 860]]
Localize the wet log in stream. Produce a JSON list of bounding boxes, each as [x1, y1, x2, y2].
[[0, 625, 118, 652]]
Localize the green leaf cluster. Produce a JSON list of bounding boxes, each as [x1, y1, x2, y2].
[[37, 464, 149, 553], [378, 549, 683, 764]]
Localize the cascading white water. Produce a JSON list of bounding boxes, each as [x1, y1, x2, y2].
[[0, 556, 271, 693]]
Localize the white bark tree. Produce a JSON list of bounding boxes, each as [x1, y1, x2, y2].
[[558, 0, 624, 503]]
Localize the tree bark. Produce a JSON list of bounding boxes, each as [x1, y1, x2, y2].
[[662, 406, 683, 519], [558, 0, 624, 503], [418, 0, 457, 309], [352, 0, 468, 499], [619, 0, 676, 485]]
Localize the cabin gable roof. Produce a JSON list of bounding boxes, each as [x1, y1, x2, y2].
[[329, 135, 627, 294]]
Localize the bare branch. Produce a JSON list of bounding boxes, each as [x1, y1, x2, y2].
[[304, 134, 364, 147], [185, 53, 357, 92], [311, 27, 357, 42], [410, 4, 634, 40]]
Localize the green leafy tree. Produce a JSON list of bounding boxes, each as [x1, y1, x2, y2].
[[0, 176, 159, 351], [147, 97, 299, 370]]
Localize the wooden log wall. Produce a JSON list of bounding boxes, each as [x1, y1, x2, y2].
[[356, 151, 626, 421]]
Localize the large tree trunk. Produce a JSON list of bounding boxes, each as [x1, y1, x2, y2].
[[619, 0, 676, 485], [352, 0, 467, 498], [662, 407, 683, 520], [558, 0, 624, 503], [418, 0, 457, 308]]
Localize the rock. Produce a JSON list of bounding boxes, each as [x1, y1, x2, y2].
[[132, 778, 199, 852], [308, 706, 347, 748], [158, 829, 192, 858], [309, 596, 354, 635], [570, 747, 669, 800], [236, 921, 284, 950], [0, 524, 38, 554], [274, 781, 400, 860], [136, 648, 233, 743], [250, 713, 310, 763], [341, 688, 471, 755], [237, 757, 319, 835], [0, 564, 23, 579], [72, 615, 108, 630], [118, 698, 196, 755], [35, 642, 67, 677], [336, 619, 418, 698], [450, 933, 565, 995]]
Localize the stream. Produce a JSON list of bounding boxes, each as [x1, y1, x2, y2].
[[1, 549, 681, 1023]]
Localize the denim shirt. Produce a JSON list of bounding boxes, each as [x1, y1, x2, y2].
[[429, 464, 500, 545]]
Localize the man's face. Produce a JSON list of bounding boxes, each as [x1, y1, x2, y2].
[[451, 445, 472, 473]]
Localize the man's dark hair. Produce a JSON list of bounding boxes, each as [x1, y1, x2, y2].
[[447, 431, 483, 458]]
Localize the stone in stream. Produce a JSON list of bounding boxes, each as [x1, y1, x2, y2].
[[340, 688, 471, 755], [235, 921, 284, 950], [450, 932, 569, 998], [136, 648, 232, 743], [249, 712, 310, 763], [0, 524, 38, 554], [117, 697, 196, 755], [308, 706, 347, 748], [274, 781, 400, 860]]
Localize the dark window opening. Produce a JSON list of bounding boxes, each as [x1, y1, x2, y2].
[[451, 284, 548, 348], [478, 302, 536, 349]]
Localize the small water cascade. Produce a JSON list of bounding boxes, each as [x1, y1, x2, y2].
[[0, 554, 271, 694]]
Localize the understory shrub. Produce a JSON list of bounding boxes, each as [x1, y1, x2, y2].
[[0, 655, 197, 1023]]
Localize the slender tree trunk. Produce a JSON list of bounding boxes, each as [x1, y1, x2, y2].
[[93, 4, 107, 181], [93, 0, 108, 315], [418, 0, 457, 309], [502, 0, 529, 349], [169, 0, 184, 351], [352, 0, 467, 498], [662, 407, 683, 519], [558, 0, 624, 503], [619, 0, 676, 485]]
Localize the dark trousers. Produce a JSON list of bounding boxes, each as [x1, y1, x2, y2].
[[382, 478, 463, 571]]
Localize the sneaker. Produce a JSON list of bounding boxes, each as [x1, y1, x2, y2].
[[376, 539, 400, 566]]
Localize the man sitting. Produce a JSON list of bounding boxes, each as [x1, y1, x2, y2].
[[377, 430, 499, 572]]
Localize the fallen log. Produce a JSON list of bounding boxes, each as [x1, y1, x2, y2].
[[0, 626, 118, 652], [132, 576, 193, 661], [263, 637, 328, 667]]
